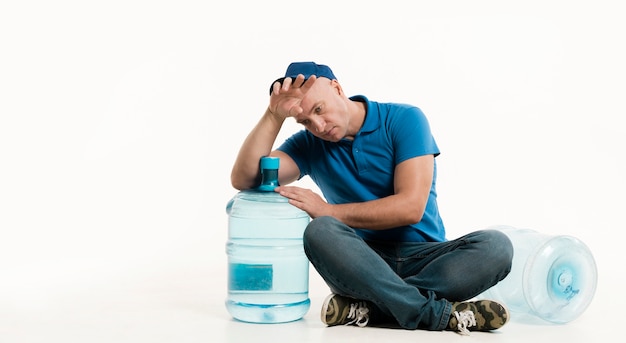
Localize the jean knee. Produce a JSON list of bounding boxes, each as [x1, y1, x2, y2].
[[303, 216, 341, 254], [494, 230, 514, 258], [485, 230, 514, 272], [304, 216, 333, 242]]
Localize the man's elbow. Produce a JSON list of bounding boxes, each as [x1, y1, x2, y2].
[[403, 200, 426, 224], [230, 173, 255, 191], [406, 211, 424, 225]]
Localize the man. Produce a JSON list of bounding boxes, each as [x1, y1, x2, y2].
[[230, 62, 514, 335]]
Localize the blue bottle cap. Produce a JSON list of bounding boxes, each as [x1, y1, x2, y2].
[[260, 156, 280, 170], [257, 156, 280, 192]]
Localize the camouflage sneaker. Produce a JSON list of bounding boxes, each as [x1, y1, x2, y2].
[[321, 294, 370, 327], [447, 300, 509, 335]]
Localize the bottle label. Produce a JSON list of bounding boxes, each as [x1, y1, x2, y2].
[[229, 263, 273, 291]]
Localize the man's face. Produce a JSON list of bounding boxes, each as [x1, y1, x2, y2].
[[294, 78, 348, 142]]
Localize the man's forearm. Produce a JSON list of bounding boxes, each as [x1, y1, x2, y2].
[[329, 194, 425, 230], [230, 108, 286, 190]]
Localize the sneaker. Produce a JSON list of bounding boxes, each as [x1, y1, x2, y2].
[[321, 294, 370, 327], [447, 300, 509, 335]]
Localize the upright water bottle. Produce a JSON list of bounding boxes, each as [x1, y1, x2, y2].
[[481, 225, 597, 324], [225, 156, 311, 323]]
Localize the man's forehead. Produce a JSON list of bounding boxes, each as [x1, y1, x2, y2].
[[299, 95, 315, 112], [300, 78, 332, 111], [298, 90, 320, 114]]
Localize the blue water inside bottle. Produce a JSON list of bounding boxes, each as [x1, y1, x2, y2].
[[225, 157, 311, 323], [480, 225, 598, 324]]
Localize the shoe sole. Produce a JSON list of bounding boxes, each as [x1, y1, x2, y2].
[[321, 294, 336, 325], [476, 299, 510, 330]]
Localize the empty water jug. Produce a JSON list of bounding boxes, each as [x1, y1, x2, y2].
[[480, 225, 597, 324], [225, 156, 311, 323]]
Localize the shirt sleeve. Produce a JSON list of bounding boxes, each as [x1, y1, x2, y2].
[[388, 106, 440, 165], [276, 129, 313, 180]]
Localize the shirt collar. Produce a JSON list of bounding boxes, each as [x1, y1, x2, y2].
[[349, 95, 379, 134]]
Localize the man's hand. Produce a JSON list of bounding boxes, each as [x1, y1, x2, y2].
[[269, 74, 317, 120], [276, 185, 330, 219]]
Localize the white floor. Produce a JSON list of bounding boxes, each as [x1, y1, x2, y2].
[[0, 248, 618, 343], [2, 1, 624, 342]]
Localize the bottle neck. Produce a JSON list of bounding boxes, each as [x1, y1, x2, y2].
[[257, 167, 279, 191]]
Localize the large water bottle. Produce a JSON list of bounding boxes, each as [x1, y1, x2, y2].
[[481, 225, 597, 324], [225, 156, 311, 323]]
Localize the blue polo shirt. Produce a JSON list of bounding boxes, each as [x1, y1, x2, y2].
[[277, 95, 446, 242]]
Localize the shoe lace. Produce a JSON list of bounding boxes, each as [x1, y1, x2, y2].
[[345, 301, 369, 327], [454, 310, 476, 336]]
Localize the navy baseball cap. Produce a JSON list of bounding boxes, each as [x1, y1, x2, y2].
[[269, 62, 337, 95]]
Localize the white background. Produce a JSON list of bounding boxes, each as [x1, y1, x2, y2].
[[1, 1, 624, 342]]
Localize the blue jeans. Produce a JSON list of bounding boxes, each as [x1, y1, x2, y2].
[[303, 216, 513, 331]]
